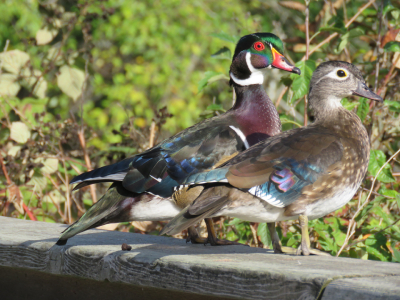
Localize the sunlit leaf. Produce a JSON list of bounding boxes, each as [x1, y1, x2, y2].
[[41, 158, 59, 174], [0, 73, 20, 96], [35, 27, 58, 45], [57, 65, 85, 101], [7, 145, 21, 157], [0, 50, 30, 75], [20, 68, 48, 98], [28, 176, 47, 190], [10, 121, 31, 143]]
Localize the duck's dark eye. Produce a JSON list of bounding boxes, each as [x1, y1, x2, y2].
[[337, 70, 346, 77], [253, 42, 265, 51]]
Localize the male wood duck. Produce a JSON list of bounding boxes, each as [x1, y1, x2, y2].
[[56, 33, 301, 246], [160, 61, 383, 255]]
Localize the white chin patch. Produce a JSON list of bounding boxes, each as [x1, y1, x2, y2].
[[230, 52, 266, 86]]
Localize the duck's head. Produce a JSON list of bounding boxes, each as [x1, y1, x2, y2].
[[308, 61, 383, 113], [229, 33, 301, 86]]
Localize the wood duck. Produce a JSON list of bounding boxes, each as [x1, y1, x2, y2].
[[56, 33, 301, 246], [160, 61, 383, 255]]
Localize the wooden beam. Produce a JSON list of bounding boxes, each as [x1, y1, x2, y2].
[[0, 217, 399, 299]]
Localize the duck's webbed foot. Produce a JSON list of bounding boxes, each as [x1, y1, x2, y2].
[[296, 215, 331, 256], [186, 225, 208, 244]]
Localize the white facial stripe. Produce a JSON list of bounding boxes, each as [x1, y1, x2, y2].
[[229, 125, 250, 149], [230, 52, 267, 86], [314, 67, 349, 87]]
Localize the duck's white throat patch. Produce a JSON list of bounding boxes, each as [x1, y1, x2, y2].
[[230, 52, 269, 86]]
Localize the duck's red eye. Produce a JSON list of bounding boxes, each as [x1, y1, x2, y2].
[[253, 42, 265, 51]]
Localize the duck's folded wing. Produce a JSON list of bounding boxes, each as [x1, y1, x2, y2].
[[71, 115, 247, 195]]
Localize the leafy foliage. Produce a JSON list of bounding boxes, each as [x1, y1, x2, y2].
[[1, 0, 400, 262]]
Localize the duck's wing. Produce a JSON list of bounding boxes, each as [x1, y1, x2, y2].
[[161, 127, 345, 235], [70, 115, 248, 196]]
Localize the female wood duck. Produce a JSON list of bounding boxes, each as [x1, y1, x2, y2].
[[160, 61, 383, 255], [56, 33, 301, 246]]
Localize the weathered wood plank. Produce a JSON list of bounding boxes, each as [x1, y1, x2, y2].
[[321, 276, 400, 300], [0, 216, 399, 300]]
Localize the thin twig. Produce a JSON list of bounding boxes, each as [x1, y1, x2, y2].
[[304, 0, 310, 126], [302, 0, 376, 60], [374, 1, 383, 92], [149, 121, 156, 148], [275, 86, 288, 108], [77, 130, 97, 203], [377, 56, 400, 96], [250, 223, 259, 248]]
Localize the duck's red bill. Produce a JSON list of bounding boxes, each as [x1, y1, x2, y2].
[[271, 48, 300, 75]]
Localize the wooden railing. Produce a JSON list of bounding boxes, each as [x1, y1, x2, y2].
[[0, 216, 399, 300]]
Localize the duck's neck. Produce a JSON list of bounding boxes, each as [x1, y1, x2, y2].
[[313, 101, 370, 155], [231, 83, 281, 147]]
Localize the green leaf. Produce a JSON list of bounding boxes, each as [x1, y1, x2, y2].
[[336, 28, 364, 53], [384, 41, 400, 53], [257, 223, 271, 246], [290, 59, 316, 101], [383, 0, 396, 16], [210, 32, 238, 44], [392, 243, 400, 262], [10, 121, 31, 143], [391, 10, 400, 19], [228, 218, 243, 226], [356, 98, 369, 122], [197, 71, 229, 92], [341, 98, 359, 111], [206, 104, 226, 112], [280, 117, 302, 128], [57, 65, 85, 101], [368, 150, 395, 183], [365, 245, 388, 261], [384, 100, 400, 112], [211, 47, 231, 60]]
